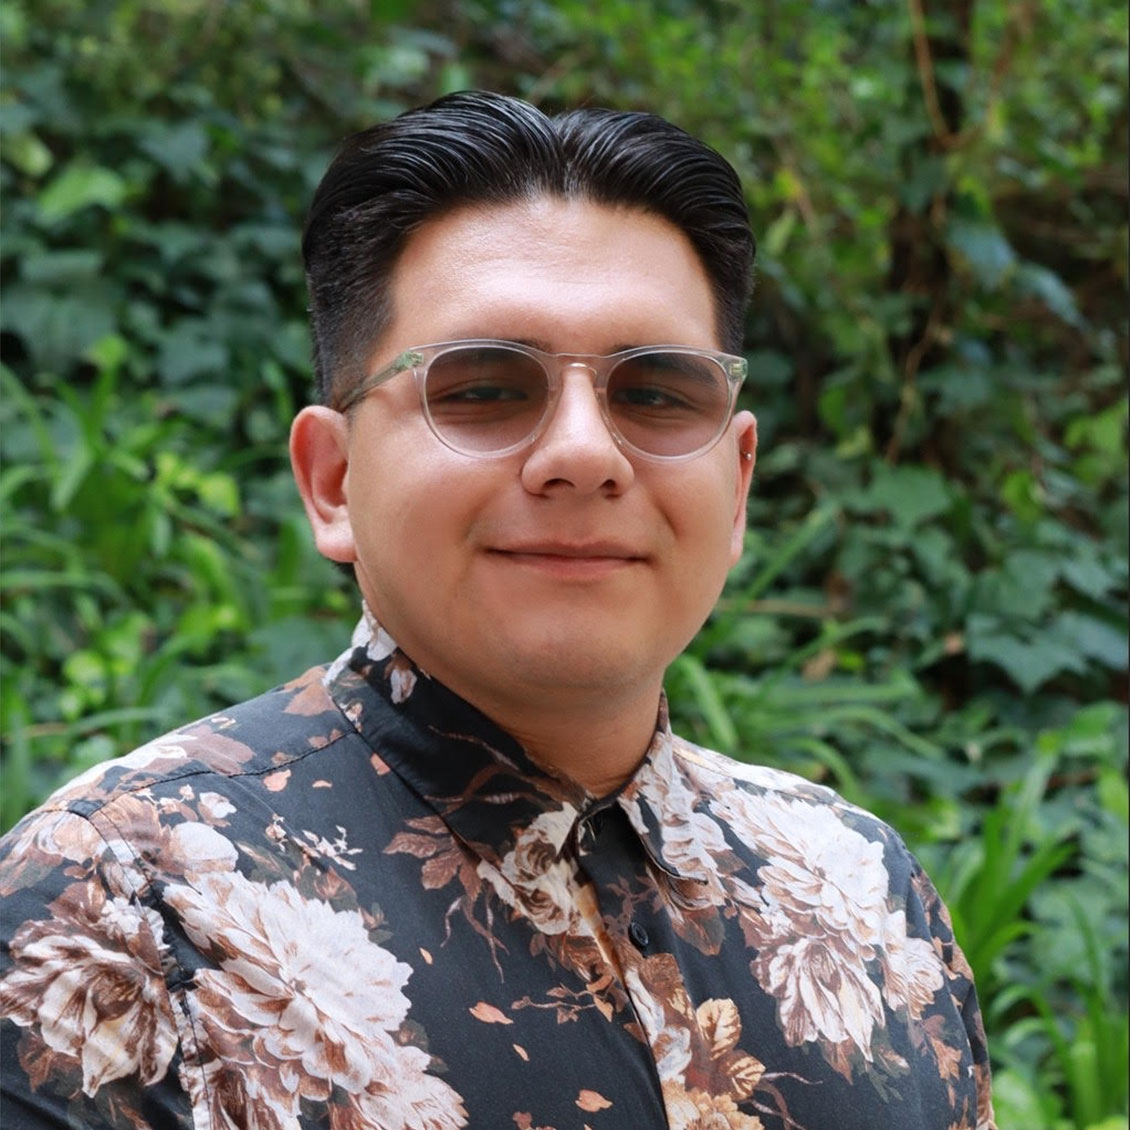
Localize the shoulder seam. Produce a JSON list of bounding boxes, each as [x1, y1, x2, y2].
[[43, 717, 359, 823]]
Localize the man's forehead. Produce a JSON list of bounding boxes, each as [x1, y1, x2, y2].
[[379, 199, 714, 338]]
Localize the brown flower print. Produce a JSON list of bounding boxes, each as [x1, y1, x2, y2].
[[661, 1081, 765, 1130], [164, 870, 467, 1130], [710, 788, 942, 1076], [880, 909, 945, 1019], [0, 879, 178, 1098], [625, 954, 773, 1127], [486, 809, 585, 937]]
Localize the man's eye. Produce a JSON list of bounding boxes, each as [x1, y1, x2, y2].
[[612, 385, 693, 410], [434, 383, 530, 403]]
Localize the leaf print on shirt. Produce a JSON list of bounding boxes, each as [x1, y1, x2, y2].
[[0, 879, 178, 1101], [624, 953, 786, 1130], [478, 814, 623, 1020], [164, 871, 467, 1130], [388, 808, 613, 1002], [0, 809, 109, 896]]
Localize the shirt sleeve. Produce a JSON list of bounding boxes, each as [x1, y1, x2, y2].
[[0, 807, 191, 1130], [908, 849, 998, 1130]]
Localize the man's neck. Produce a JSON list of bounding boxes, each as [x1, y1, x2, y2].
[[352, 607, 665, 797], [476, 682, 664, 798]]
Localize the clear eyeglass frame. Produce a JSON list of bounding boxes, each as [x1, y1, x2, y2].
[[334, 338, 748, 463]]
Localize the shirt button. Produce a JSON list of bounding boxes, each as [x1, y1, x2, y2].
[[629, 921, 649, 950]]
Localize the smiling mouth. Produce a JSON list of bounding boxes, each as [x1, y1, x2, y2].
[[492, 541, 644, 559], [488, 544, 645, 575]]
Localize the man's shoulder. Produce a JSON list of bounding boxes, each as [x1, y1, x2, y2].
[[668, 731, 843, 803], [13, 665, 350, 828], [667, 732, 907, 851], [668, 733, 819, 792]]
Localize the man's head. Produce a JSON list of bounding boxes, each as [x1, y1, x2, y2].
[[302, 90, 755, 408], [291, 93, 758, 758]]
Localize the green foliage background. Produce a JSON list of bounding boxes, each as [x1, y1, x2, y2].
[[1, 2, 1126, 1127]]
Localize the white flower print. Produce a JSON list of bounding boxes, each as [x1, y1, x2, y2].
[[357, 603, 399, 663], [880, 909, 944, 1019], [165, 871, 466, 1130], [199, 791, 237, 821], [623, 737, 730, 898], [299, 824, 363, 871], [625, 965, 693, 1082], [662, 1080, 765, 1130], [0, 881, 178, 1097], [0, 811, 107, 895], [351, 1040, 470, 1130], [167, 820, 239, 875], [389, 658, 418, 703], [482, 808, 582, 937], [756, 932, 884, 1054], [709, 787, 937, 1068]]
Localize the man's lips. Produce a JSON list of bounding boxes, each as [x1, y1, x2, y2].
[[486, 542, 647, 574], [489, 541, 646, 560]]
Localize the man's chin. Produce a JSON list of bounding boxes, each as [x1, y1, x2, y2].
[[477, 631, 671, 699]]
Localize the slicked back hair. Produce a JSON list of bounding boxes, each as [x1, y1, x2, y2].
[[302, 91, 756, 407]]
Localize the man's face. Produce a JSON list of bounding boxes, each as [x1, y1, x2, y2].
[[292, 198, 756, 720]]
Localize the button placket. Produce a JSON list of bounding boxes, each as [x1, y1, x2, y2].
[[570, 802, 677, 1112]]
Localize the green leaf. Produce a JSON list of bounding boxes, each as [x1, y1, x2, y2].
[[947, 217, 1017, 289], [21, 249, 103, 283], [1000, 469, 1044, 523], [1015, 262, 1084, 328], [966, 617, 1086, 693], [84, 334, 131, 375], [1047, 612, 1128, 672], [1066, 399, 1129, 458], [197, 472, 240, 517], [1060, 548, 1119, 598], [996, 551, 1061, 620], [990, 1068, 1058, 1128], [744, 349, 793, 389], [164, 385, 240, 426], [669, 653, 738, 752], [139, 121, 210, 184], [37, 163, 126, 223], [763, 209, 798, 258], [156, 323, 230, 386], [0, 285, 118, 370], [1097, 770, 1129, 823], [4, 131, 54, 177], [847, 465, 951, 528]]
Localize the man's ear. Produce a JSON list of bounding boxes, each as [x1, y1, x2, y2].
[[289, 406, 358, 564], [729, 411, 758, 566]]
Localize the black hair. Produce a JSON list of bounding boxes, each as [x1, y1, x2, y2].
[[302, 91, 755, 406]]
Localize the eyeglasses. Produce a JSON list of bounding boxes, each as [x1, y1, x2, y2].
[[335, 339, 747, 462]]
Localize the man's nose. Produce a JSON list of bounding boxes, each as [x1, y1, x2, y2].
[[518, 365, 635, 496]]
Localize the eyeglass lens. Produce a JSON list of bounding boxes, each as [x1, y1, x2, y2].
[[422, 345, 731, 457]]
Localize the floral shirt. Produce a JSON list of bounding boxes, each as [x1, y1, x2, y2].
[[0, 615, 995, 1130]]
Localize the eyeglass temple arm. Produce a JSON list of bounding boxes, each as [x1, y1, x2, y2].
[[335, 349, 424, 412]]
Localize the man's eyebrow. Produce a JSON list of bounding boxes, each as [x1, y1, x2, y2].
[[441, 333, 553, 351], [450, 336, 665, 356], [506, 337, 555, 352]]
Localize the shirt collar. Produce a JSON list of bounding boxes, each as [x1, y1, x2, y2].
[[324, 611, 709, 884]]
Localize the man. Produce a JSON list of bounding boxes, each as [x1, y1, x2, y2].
[[0, 92, 995, 1129]]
